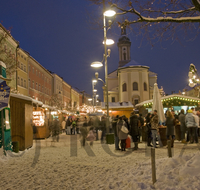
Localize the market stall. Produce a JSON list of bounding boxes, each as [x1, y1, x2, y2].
[[136, 94, 200, 144], [32, 100, 50, 139], [10, 93, 33, 151]]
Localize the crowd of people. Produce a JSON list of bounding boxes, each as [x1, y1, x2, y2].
[[48, 107, 200, 151]]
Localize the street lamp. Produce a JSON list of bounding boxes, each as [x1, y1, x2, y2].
[[90, 9, 116, 133], [188, 63, 200, 97]]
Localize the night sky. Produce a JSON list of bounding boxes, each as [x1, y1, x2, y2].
[[0, 1, 200, 101]]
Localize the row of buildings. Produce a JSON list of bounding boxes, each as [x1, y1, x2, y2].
[[0, 23, 92, 114]]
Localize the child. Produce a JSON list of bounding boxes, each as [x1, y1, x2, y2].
[[86, 127, 96, 146]]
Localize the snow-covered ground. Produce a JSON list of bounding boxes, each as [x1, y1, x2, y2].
[[1, 134, 200, 190]]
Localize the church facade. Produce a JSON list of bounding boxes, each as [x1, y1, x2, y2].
[[107, 28, 157, 106]]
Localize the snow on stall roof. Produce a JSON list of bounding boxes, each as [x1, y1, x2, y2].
[[101, 101, 133, 108], [10, 93, 32, 102], [10, 93, 43, 106], [136, 94, 200, 107]]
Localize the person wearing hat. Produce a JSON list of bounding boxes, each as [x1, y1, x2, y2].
[[185, 109, 196, 143]]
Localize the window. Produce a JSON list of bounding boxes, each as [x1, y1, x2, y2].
[[32, 81, 34, 89], [36, 70, 38, 76], [144, 82, 147, 91], [21, 78, 23, 87], [21, 63, 23, 70], [122, 83, 127, 92], [18, 77, 20, 85], [134, 99, 139, 105], [24, 80, 26, 88], [39, 84, 41, 91], [24, 65, 26, 72], [133, 82, 138, 91], [112, 97, 115, 102], [29, 65, 31, 72], [32, 67, 34, 74], [24, 57, 26, 61], [36, 83, 38, 90]]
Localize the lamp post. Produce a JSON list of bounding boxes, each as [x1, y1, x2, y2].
[[91, 9, 116, 134], [92, 79, 97, 112], [188, 63, 200, 97]]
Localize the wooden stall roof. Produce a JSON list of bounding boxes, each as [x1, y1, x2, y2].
[[136, 94, 200, 108]]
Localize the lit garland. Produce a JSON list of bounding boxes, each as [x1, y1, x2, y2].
[[143, 96, 200, 108]]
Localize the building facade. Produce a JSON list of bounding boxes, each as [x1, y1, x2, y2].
[[28, 56, 53, 104], [17, 48, 29, 96], [107, 27, 158, 106]]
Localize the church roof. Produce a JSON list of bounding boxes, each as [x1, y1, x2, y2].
[[118, 36, 131, 43], [119, 60, 149, 69]]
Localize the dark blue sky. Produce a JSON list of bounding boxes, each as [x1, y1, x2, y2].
[[0, 1, 200, 101]]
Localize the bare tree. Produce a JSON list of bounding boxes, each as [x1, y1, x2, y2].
[[0, 27, 18, 78], [88, 0, 200, 45], [49, 94, 64, 110]]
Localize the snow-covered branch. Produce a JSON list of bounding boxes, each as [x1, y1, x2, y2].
[[112, 2, 200, 25]]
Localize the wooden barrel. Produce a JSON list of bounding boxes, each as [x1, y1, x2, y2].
[[12, 141, 19, 153], [142, 126, 147, 142], [175, 125, 181, 141], [159, 127, 167, 146]]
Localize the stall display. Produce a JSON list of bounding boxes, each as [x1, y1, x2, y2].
[[33, 108, 50, 139], [33, 111, 44, 126]]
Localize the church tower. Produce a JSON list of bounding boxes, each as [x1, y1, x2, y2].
[[117, 25, 131, 67]]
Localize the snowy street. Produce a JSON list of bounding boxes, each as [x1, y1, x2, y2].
[[1, 133, 200, 190]]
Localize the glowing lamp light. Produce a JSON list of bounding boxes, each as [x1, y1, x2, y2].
[[103, 39, 115, 45], [104, 10, 116, 17], [88, 98, 92, 101], [91, 61, 103, 68], [93, 89, 97, 92], [92, 79, 97, 83]]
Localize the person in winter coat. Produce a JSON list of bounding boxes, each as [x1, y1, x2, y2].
[[86, 127, 96, 146], [62, 119, 66, 133], [100, 115, 107, 144], [166, 111, 175, 147], [65, 117, 72, 135], [112, 115, 120, 150], [117, 116, 128, 151], [193, 110, 199, 143], [93, 116, 100, 140], [185, 109, 196, 143], [145, 113, 153, 147], [150, 110, 163, 148], [179, 109, 187, 143], [138, 114, 144, 143], [129, 111, 139, 150], [80, 117, 88, 146]]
